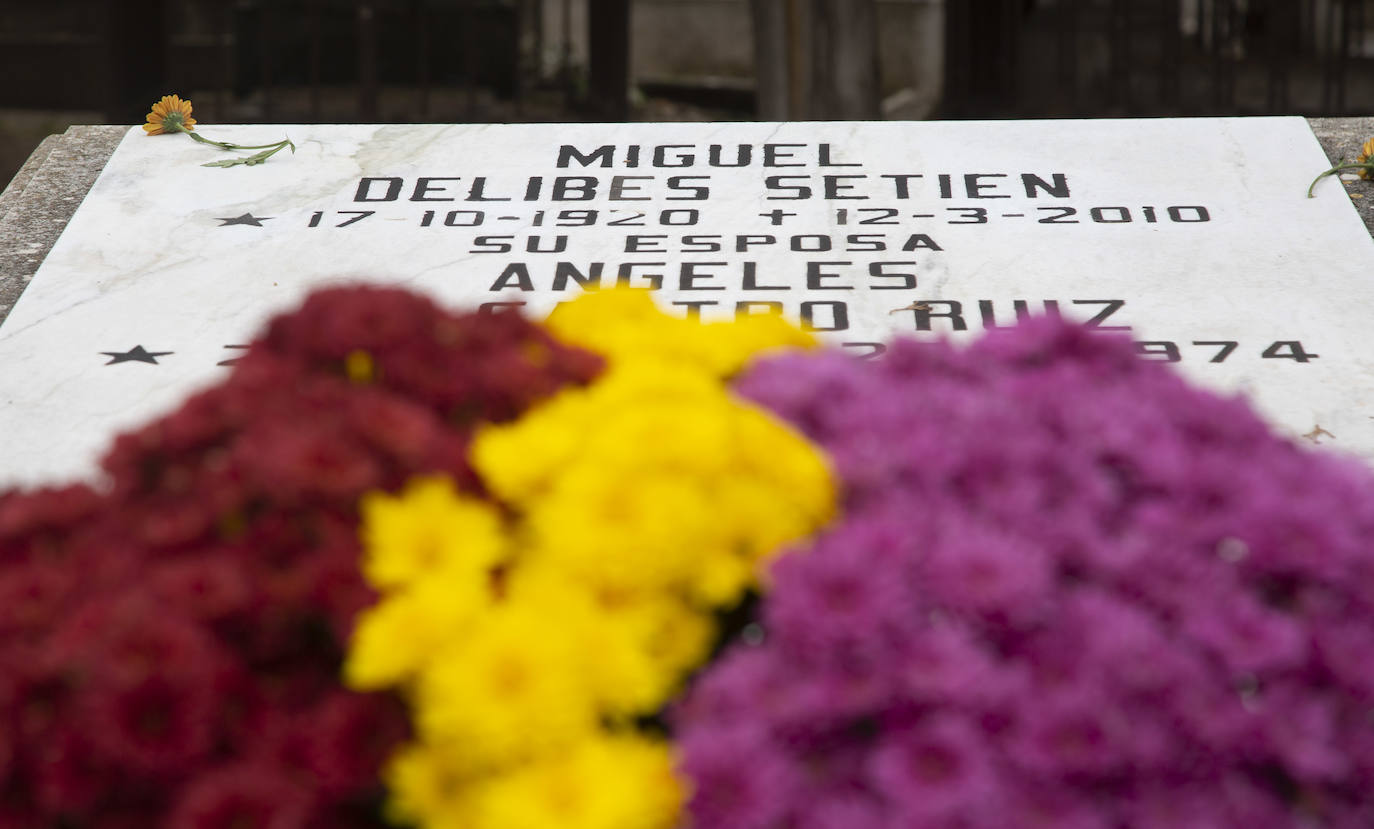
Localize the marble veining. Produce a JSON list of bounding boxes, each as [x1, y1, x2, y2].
[[1, 118, 1372, 486]]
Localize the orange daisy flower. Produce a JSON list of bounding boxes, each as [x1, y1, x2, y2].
[[1357, 137, 1374, 181], [140, 92, 294, 167], [143, 95, 196, 135]]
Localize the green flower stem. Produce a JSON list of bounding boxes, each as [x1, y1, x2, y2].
[[169, 124, 296, 168], [1307, 163, 1374, 198], [201, 140, 296, 169], [181, 130, 288, 151]]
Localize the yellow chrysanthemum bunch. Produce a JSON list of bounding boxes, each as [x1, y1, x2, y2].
[[345, 289, 836, 829]]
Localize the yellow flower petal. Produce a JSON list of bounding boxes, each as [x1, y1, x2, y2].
[[143, 94, 196, 135], [1357, 137, 1374, 179]]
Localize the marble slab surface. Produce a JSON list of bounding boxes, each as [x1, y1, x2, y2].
[[2, 117, 1372, 486]]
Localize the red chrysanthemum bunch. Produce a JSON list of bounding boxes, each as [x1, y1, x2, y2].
[[0, 287, 602, 828]]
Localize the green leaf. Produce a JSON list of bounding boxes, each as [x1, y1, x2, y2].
[[200, 143, 291, 169]]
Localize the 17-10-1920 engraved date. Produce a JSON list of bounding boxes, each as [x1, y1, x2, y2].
[[303, 204, 1211, 229]]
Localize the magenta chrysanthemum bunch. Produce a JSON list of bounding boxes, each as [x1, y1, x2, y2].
[[677, 318, 1374, 828]]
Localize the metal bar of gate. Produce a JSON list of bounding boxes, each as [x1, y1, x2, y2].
[[942, 0, 967, 116], [561, 0, 573, 103], [531, 0, 544, 91], [1159, 0, 1181, 113], [259, 0, 274, 121], [414, 0, 431, 120], [1305, 0, 1316, 59], [308, 0, 323, 122], [216, 0, 231, 121], [1003, 0, 1021, 115], [1056, 0, 1080, 115], [1264, 0, 1288, 113], [587, 0, 630, 120], [1107, 0, 1125, 113], [358, 0, 380, 121], [1336, 0, 1352, 112], [463, 0, 479, 119], [1323, 0, 1339, 112], [1359, 0, 1369, 65], [1210, 0, 1233, 111], [785, 0, 805, 118], [512, 0, 525, 119]]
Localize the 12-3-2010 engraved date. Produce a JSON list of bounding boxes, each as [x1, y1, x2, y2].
[[834, 205, 1211, 225]]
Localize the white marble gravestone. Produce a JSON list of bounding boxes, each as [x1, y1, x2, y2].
[[1, 117, 1372, 486]]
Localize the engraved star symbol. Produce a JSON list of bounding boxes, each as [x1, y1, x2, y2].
[[216, 212, 273, 227], [101, 345, 172, 365]]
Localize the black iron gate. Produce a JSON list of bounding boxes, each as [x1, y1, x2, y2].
[[944, 0, 1374, 117], [0, 0, 541, 124]]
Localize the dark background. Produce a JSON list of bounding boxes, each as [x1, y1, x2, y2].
[[2, 0, 1372, 189]]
